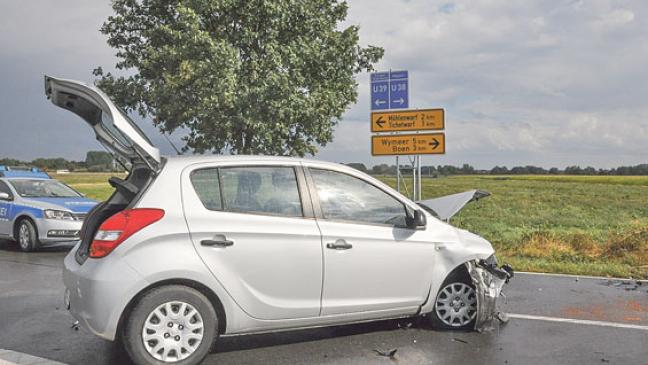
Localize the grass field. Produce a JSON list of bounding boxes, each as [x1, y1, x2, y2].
[[54, 172, 648, 279]]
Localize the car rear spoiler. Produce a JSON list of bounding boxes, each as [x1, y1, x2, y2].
[[417, 189, 490, 222]]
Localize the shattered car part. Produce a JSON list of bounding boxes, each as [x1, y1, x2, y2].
[[466, 258, 514, 332], [418, 189, 490, 221]]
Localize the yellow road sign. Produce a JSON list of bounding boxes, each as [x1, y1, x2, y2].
[[371, 109, 444, 132], [371, 133, 445, 156]]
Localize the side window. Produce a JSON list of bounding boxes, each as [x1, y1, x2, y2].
[[219, 167, 303, 217], [0, 181, 12, 199], [310, 168, 407, 226], [190, 169, 222, 211]]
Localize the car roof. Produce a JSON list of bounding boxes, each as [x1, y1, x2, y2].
[[163, 154, 345, 169]]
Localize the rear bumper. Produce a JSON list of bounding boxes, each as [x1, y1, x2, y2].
[[63, 245, 146, 341]]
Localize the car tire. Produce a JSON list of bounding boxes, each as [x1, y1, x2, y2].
[[428, 270, 477, 330], [16, 218, 40, 252], [122, 285, 218, 365]]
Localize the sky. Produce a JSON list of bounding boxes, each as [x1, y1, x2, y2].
[[0, 0, 647, 169]]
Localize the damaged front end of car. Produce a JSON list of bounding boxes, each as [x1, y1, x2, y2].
[[466, 256, 514, 332]]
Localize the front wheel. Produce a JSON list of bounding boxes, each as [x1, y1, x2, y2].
[[122, 285, 218, 365], [16, 219, 40, 252], [429, 271, 477, 330]]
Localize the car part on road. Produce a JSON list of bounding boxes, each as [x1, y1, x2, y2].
[[17, 218, 39, 252], [123, 285, 217, 365], [373, 348, 397, 358]]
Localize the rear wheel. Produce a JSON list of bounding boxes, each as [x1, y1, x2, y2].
[[16, 219, 39, 252], [429, 271, 477, 330], [123, 285, 217, 365]]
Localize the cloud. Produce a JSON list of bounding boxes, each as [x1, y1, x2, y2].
[[328, 0, 648, 168], [0, 0, 646, 169]]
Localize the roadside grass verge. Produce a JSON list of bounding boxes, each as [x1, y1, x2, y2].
[[380, 175, 648, 278]]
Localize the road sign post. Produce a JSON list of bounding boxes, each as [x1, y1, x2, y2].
[[370, 72, 389, 110], [370, 70, 444, 200], [371, 133, 445, 156], [389, 70, 408, 109], [370, 70, 409, 111], [371, 109, 444, 132]]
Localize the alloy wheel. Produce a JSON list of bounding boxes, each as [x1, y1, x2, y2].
[[142, 301, 205, 362], [435, 282, 477, 327], [18, 223, 31, 250]]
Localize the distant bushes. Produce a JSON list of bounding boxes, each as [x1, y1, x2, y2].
[[344, 163, 648, 176]]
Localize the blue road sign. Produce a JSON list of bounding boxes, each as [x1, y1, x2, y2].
[[370, 70, 409, 110], [370, 72, 389, 110], [389, 70, 408, 109]]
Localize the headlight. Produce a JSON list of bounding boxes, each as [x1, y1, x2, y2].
[[44, 209, 75, 220]]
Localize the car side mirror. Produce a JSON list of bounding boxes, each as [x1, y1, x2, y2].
[[0, 192, 11, 201], [406, 209, 427, 228]]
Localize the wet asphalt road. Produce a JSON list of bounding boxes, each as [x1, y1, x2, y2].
[[0, 240, 647, 365]]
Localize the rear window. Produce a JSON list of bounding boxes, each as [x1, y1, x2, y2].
[[219, 166, 303, 217], [190, 169, 223, 211]]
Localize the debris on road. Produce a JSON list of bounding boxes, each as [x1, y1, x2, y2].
[[451, 338, 468, 344], [71, 320, 79, 331], [373, 348, 398, 358], [603, 279, 642, 291]]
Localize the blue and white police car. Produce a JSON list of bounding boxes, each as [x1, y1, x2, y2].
[[0, 166, 98, 251]]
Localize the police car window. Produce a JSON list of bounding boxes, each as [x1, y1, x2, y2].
[[190, 169, 223, 211], [9, 180, 81, 198], [0, 181, 12, 198], [310, 168, 407, 226], [219, 167, 303, 218]]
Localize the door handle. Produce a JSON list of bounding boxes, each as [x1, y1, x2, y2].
[[201, 239, 234, 247], [326, 239, 353, 250]]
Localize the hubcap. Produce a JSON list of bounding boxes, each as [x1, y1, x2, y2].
[[435, 282, 477, 327], [19, 223, 31, 249], [142, 301, 204, 362]]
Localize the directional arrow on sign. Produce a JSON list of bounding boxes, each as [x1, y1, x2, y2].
[[429, 138, 440, 149], [375, 99, 387, 107], [375, 116, 386, 128], [391, 97, 405, 105]]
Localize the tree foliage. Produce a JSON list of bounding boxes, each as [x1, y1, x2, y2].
[[94, 0, 383, 156]]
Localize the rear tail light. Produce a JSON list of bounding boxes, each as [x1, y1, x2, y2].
[[90, 208, 165, 258]]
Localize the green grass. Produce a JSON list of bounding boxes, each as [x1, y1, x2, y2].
[[53, 172, 125, 201], [381, 175, 648, 278], [52, 172, 648, 278]]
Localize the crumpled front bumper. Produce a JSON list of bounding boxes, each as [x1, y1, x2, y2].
[[466, 258, 514, 332]]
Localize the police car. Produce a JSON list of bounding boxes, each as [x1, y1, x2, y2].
[[0, 166, 98, 251]]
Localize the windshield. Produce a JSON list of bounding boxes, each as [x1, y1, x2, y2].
[[9, 179, 82, 198]]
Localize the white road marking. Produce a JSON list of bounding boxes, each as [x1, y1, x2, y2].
[[515, 271, 648, 283], [508, 313, 648, 331], [0, 349, 67, 365]]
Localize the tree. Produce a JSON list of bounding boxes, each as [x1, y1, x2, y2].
[[94, 0, 383, 156], [345, 163, 367, 173], [85, 151, 114, 171]]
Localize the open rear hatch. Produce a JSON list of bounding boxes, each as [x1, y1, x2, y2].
[[44, 76, 160, 263], [44, 75, 161, 171]]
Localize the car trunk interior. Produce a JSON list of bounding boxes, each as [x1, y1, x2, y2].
[[75, 164, 155, 264]]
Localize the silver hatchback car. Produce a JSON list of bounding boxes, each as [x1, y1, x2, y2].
[[46, 76, 513, 365]]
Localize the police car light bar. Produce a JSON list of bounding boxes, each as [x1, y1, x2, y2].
[[0, 166, 51, 179]]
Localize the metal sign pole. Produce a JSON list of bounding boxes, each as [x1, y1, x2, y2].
[[417, 155, 422, 200], [396, 156, 400, 193], [411, 156, 416, 200]]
